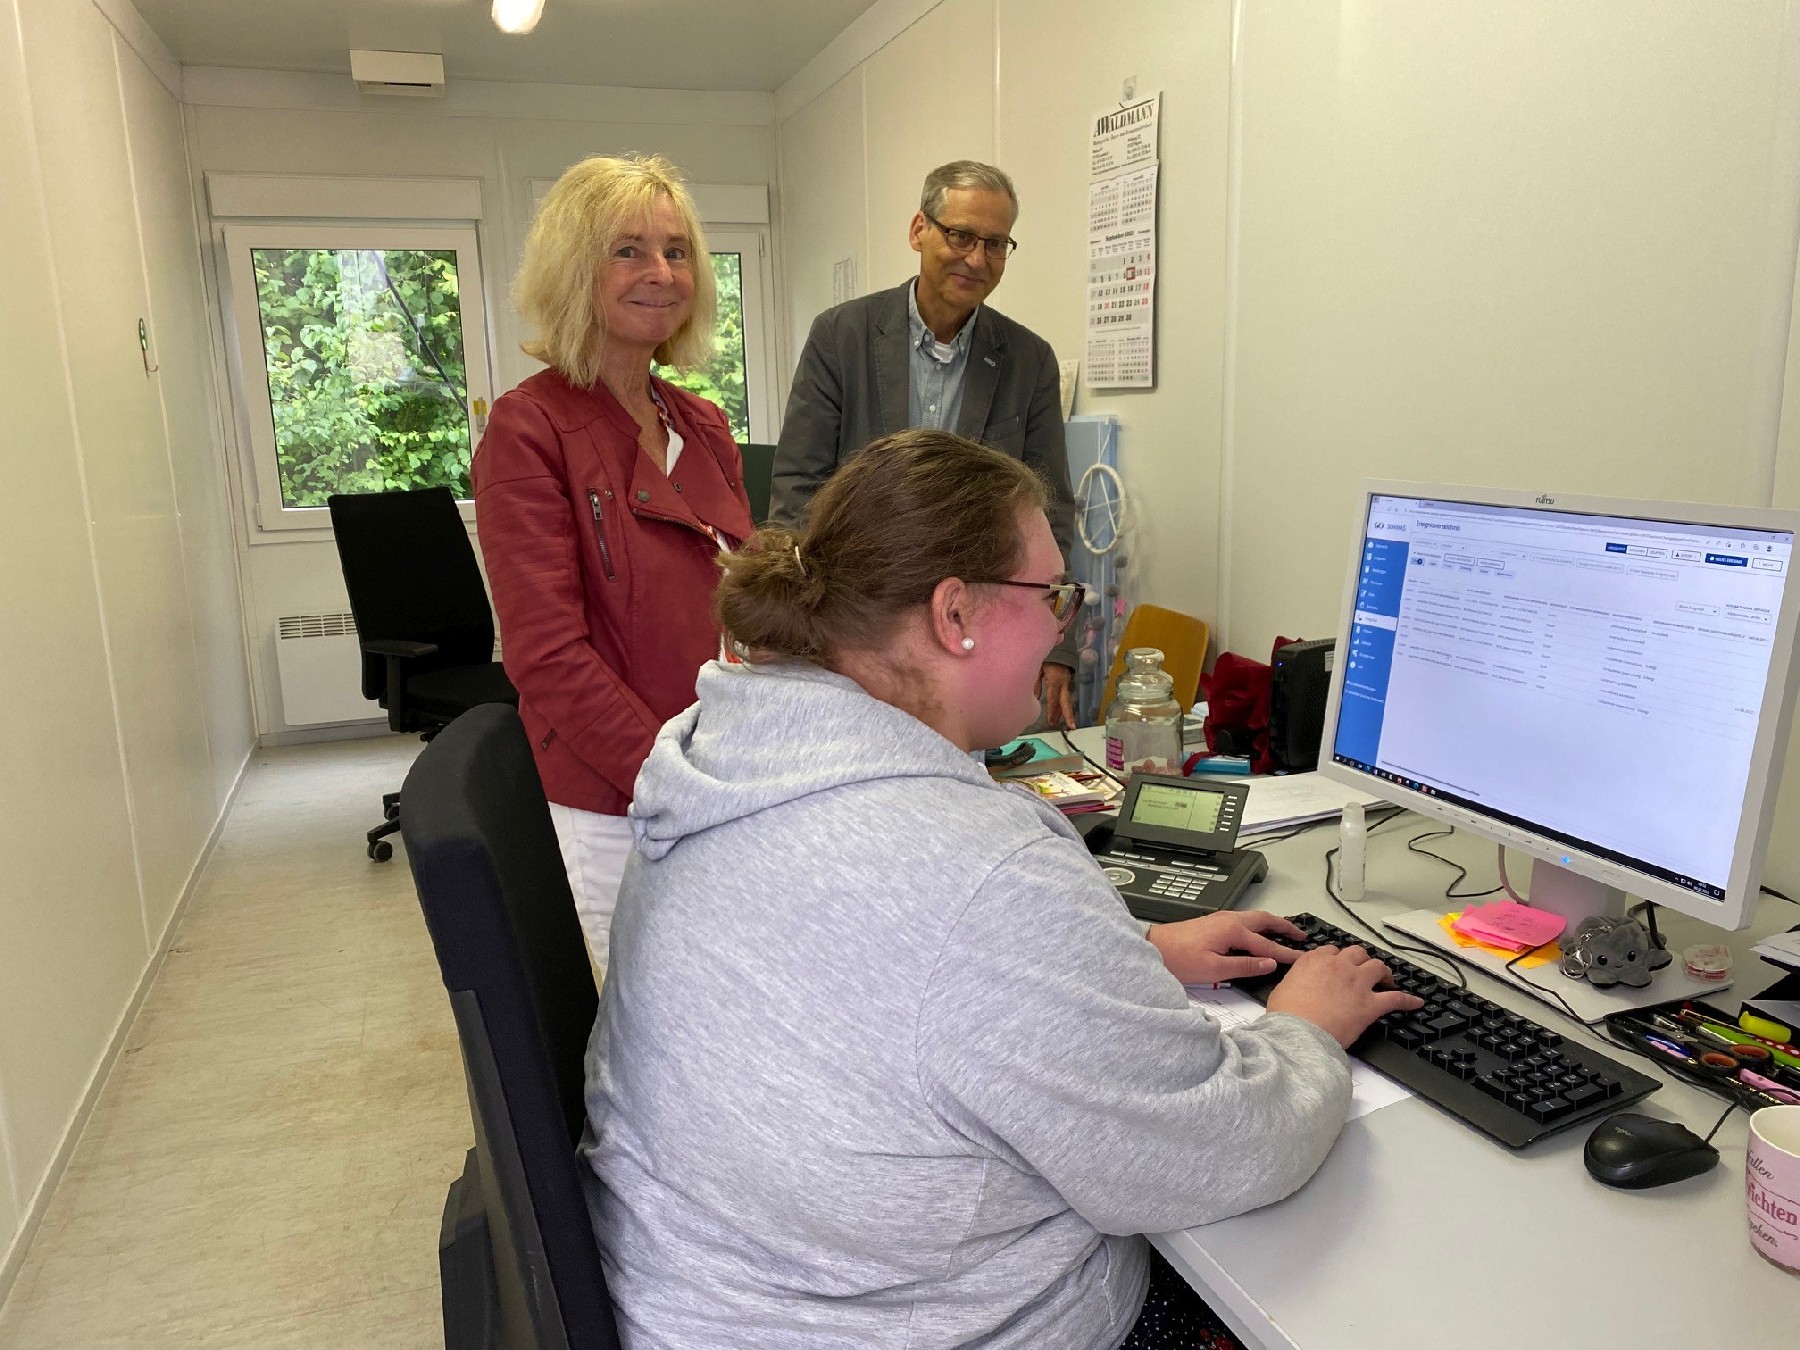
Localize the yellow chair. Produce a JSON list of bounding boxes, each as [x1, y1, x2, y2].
[[1100, 604, 1211, 715]]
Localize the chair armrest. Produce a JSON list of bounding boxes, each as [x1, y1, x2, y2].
[[362, 639, 440, 659], [361, 641, 439, 732]]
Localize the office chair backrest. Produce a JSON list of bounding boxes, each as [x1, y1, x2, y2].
[[329, 487, 497, 701], [737, 442, 776, 525], [401, 703, 616, 1350], [1101, 603, 1211, 714]]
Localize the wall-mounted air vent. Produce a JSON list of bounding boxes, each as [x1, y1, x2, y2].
[[349, 49, 445, 98]]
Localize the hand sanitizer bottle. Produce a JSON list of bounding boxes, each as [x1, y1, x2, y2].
[[1338, 801, 1366, 902]]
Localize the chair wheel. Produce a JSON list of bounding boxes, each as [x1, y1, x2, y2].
[[368, 839, 394, 862]]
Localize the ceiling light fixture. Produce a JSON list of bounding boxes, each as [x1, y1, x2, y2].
[[492, 0, 546, 34]]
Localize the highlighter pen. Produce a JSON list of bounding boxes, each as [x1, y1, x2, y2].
[[1740, 1011, 1796, 1045], [1741, 1068, 1800, 1105]]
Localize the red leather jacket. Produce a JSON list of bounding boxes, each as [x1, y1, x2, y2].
[[473, 368, 753, 815]]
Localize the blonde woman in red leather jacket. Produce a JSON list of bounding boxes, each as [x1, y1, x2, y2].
[[474, 155, 753, 976]]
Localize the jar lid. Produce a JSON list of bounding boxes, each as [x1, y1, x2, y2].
[[1681, 942, 1733, 982], [1118, 647, 1174, 701]]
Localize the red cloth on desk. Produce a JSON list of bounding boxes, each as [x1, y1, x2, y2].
[[1200, 636, 1296, 776]]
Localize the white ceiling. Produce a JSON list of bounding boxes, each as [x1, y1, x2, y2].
[[131, 0, 881, 92]]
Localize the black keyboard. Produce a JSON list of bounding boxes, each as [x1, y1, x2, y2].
[[1234, 914, 1660, 1148]]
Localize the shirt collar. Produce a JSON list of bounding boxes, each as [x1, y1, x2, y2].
[[907, 280, 976, 361]]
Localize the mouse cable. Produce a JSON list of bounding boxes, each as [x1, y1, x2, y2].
[[1701, 1099, 1738, 1145], [1762, 884, 1796, 905]]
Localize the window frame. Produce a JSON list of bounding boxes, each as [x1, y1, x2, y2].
[[220, 222, 494, 534], [690, 227, 779, 446]]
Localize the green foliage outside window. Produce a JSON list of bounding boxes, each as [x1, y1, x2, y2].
[[253, 247, 472, 506], [657, 251, 749, 443]]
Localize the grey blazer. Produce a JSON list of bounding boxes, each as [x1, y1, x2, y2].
[[768, 281, 1075, 562]]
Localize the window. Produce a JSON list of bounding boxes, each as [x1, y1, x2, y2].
[[223, 225, 493, 531], [653, 231, 775, 444], [656, 247, 748, 441]]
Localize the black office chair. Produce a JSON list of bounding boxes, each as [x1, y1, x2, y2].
[[328, 487, 517, 860], [737, 442, 776, 525], [401, 702, 618, 1350]]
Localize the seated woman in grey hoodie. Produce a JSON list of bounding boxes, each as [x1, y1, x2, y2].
[[580, 429, 1423, 1349]]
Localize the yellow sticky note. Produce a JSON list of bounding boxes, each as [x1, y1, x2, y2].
[[1439, 913, 1559, 969]]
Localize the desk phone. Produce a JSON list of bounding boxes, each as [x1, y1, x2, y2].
[[1085, 774, 1267, 923]]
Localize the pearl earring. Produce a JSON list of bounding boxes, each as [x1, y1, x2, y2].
[[961, 637, 975, 651]]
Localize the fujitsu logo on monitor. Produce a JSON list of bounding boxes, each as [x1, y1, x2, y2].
[[1535, 493, 1556, 505]]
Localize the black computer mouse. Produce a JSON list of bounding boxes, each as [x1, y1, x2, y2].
[[1583, 1112, 1719, 1189]]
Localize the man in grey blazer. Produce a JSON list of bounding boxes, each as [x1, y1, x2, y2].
[[770, 161, 1079, 725]]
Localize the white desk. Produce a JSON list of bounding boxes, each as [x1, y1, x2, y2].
[[1064, 752, 1798, 1348]]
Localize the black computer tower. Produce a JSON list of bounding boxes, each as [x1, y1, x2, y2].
[[1269, 638, 1335, 772]]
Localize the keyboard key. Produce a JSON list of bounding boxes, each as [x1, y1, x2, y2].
[[1528, 1096, 1572, 1122], [1563, 1083, 1604, 1109]]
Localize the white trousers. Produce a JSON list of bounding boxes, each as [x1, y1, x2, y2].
[[547, 802, 634, 977]]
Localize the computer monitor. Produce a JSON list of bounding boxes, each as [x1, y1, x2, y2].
[[1317, 482, 1800, 932]]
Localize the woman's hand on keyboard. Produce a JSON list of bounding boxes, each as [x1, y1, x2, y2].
[[1266, 945, 1426, 1049], [1147, 910, 1309, 985]]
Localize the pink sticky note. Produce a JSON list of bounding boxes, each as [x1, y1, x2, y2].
[[1452, 900, 1566, 950]]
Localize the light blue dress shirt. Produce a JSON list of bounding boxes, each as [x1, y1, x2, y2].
[[905, 281, 976, 432]]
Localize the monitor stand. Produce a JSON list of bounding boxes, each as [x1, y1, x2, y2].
[[1382, 858, 1732, 1025]]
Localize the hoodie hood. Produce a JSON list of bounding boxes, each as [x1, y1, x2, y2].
[[629, 660, 1057, 860]]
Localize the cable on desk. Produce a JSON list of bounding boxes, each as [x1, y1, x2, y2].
[[1701, 1099, 1739, 1145], [1761, 884, 1796, 906], [1057, 729, 1123, 793], [1322, 844, 1469, 989], [1405, 825, 1504, 901], [1500, 943, 1583, 1024]]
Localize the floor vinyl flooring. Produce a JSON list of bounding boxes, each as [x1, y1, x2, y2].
[[0, 735, 468, 1348]]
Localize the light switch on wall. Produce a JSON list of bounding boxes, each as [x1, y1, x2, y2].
[[832, 256, 857, 306]]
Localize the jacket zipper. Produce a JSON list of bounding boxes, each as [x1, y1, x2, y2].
[[587, 488, 617, 580]]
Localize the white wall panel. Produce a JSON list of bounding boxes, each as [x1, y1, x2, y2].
[[20, 0, 215, 927], [1226, 2, 1800, 656], [115, 37, 253, 825], [777, 70, 868, 364], [995, 0, 1233, 628], [861, 0, 994, 288], [0, 0, 158, 1252]]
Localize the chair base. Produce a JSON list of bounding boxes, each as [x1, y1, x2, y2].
[[367, 793, 403, 862]]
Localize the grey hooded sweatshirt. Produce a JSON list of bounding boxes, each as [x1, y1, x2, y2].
[[581, 660, 1351, 1349]]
